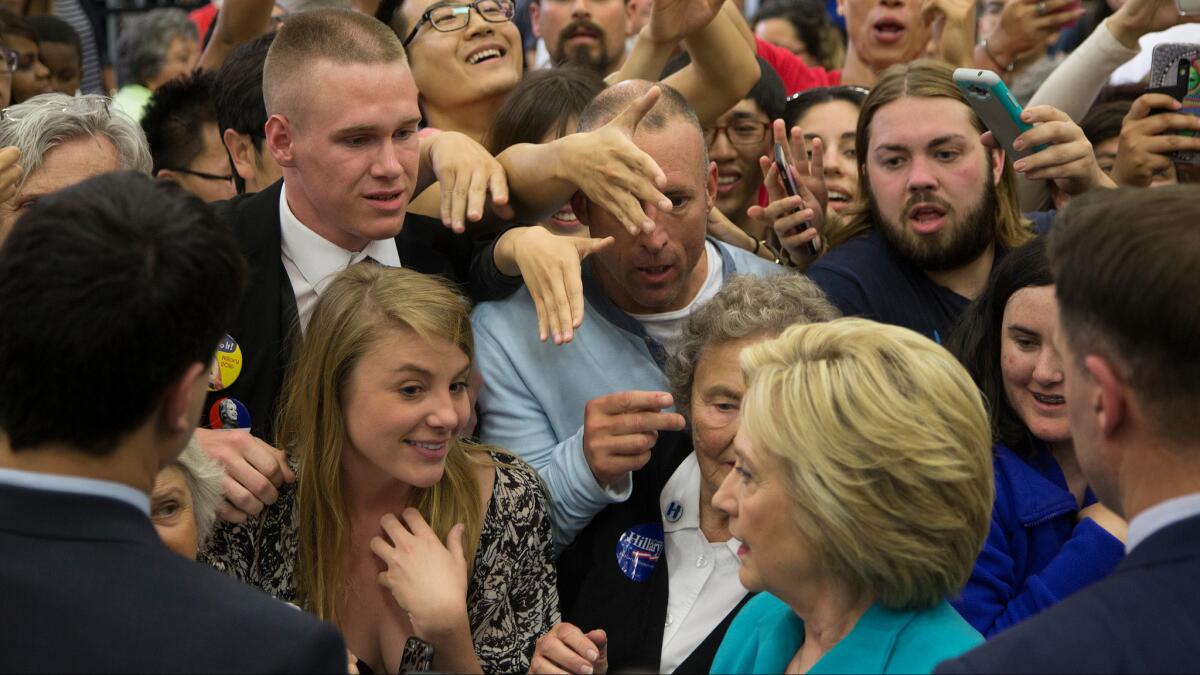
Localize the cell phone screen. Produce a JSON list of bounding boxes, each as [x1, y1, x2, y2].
[[1182, 57, 1200, 138]]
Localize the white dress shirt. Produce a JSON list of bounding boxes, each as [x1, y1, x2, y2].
[[1126, 492, 1200, 553], [0, 466, 149, 515], [658, 453, 747, 673], [278, 184, 401, 331]]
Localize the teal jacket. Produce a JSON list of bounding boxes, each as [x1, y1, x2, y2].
[[711, 593, 983, 674]]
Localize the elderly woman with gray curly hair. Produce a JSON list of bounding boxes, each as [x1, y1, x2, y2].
[[151, 436, 224, 560], [529, 274, 840, 675]]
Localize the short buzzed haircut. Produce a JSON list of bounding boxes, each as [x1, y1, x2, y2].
[[1049, 186, 1200, 444], [577, 79, 700, 134], [262, 8, 406, 118]]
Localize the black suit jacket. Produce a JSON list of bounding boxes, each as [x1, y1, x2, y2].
[[936, 511, 1200, 674], [557, 430, 752, 674], [205, 181, 511, 442], [0, 482, 346, 673]]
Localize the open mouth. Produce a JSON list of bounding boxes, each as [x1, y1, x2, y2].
[[636, 264, 673, 283], [828, 188, 851, 210], [716, 172, 741, 194], [1032, 393, 1066, 405], [365, 190, 406, 210], [908, 203, 947, 233], [873, 18, 907, 43], [466, 46, 507, 65], [550, 206, 582, 229]]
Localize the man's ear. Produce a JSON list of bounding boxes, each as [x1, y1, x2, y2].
[[836, 0, 845, 17], [528, 2, 542, 38], [1084, 354, 1128, 440], [264, 114, 297, 168], [223, 129, 258, 184], [706, 160, 718, 208], [154, 169, 184, 188], [990, 145, 1005, 187], [160, 361, 208, 438]]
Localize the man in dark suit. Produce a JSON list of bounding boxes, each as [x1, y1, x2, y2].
[[937, 185, 1200, 674], [0, 172, 347, 673]]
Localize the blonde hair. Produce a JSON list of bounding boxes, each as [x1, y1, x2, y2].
[[740, 317, 994, 610], [841, 59, 1034, 250], [262, 8, 407, 118], [282, 265, 488, 625]]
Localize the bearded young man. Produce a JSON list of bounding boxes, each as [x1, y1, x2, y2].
[[807, 58, 1108, 342]]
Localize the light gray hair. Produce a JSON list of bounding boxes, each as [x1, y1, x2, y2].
[[175, 437, 225, 547], [666, 273, 840, 419], [0, 94, 152, 186], [117, 8, 198, 87]]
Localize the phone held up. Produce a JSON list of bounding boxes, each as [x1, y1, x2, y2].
[[772, 143, 819, 257], [1147, 43, 1200, 166], [952, 68, 1039, 161]]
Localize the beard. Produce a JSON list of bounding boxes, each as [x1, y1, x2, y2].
[[873, 168, 998, 272], [552, 19, 611, 74]]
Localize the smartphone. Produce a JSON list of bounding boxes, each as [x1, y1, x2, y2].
[[1178, 0, 1200, 15], [953, 68, 1036, 160], [772, 143, 818, 257], [1148, 43, 1200, 165]]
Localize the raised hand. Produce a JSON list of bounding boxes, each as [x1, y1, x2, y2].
[[984, 0, 1083, 68], [1108, 0, 1200, 47], [646, 0, 726, 45], [561, 85, 672, 236], [1007, 105, 1113, 194], [424, 131, 512, 233], [1112, 93, 1200, 187], [583, 391, 686, 487]]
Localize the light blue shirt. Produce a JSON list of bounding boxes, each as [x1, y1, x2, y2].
[[1126, 492, 1200, 553], [471, 238, 781, 550], [0, 466, 149, 515]]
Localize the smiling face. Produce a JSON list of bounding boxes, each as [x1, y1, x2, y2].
[[797, 99, 861, 213], [865, 96, 1003, 271], [151, 464, 198, 559], [341, 326, 472, 491], [575, 120, 715, 314], [840, 0, 930, 74], [531, 0, 629, 73], [267, 60, 421, 252], [1001, 285, 1070, 444], [0, 135, 121, 242], [539, 119, 590, 237], [708, 99, 771, 223], [407, 2, 523, 113], [712, 427, 814, 594]]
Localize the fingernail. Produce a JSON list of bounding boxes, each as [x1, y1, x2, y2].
[[1013, 160, 1026, 171], [1013, 139, 1025, 150], [580, 666, 594, 675], [586, 650, 599, 661]]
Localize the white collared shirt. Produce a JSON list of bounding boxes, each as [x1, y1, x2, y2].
[[0, 466, 149, 515], [278, 184, 401, 331], [1126, 492, 1200, 553], [659, 452, 747, 673]]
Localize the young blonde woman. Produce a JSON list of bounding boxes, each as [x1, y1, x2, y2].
[[202, 265, 557, 674]]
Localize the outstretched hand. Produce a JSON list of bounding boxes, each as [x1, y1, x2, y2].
[[561, 85, 671, 237], [425, 131, 512, 233], [646, 0, 725, 44], [1002, 104, 1113, 194], [1112, 93, 1200, 187]]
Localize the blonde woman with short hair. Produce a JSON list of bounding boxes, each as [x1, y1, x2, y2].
[[202, 265, 558, 674], [711, 318, 993, 674]]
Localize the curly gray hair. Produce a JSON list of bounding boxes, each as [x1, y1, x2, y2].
[[0, 94, 152, 187], [666, 274, 840, 419], [117, 8, 198, 87], [174, 437, 226, 547]]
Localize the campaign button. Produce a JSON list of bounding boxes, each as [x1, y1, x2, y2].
[[665, 500, 683, 523], [615, 523, 664, 582], [209, 397, 251, 430], [207, 334, 243, 392]]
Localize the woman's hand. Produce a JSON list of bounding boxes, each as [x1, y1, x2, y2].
[[370, 509, 470, 641], [982, 0, 1083, 69], [558, 86, 671, 237], [1078, 502, 1128, 543], [1007, 105, 1113, 194], [494, 226, 615, 344], [1112, 93, 1200, 187], [529, 622, 609, 675], [748, 122, 826, 268]]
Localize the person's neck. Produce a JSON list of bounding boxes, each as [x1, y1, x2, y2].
[[0, 432, 162, 496], [1049, 439, 1086, 505], [698, 477, 731, 543], [782, 582, 872, 665], [1119, 438, 1200, 522], [422, 96, 504, 146], [340, 448, 416, 518], [838, 47, 878, 88], [924, 244, 995, 301], [282, 178, 368, 252]]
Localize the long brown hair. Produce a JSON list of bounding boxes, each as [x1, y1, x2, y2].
[[837, 59, 1033, 250], [282, 265, 489, 625]]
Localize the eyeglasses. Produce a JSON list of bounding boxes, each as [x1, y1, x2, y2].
[[1, 96, 112, 123], [403, 0, 515, 47], [704, 120, 771, 148], [0, 47, 17, 74], [162, 167, 234, 182]]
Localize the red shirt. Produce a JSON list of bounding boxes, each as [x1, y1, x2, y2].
[[755, 37, 841, 95], [189, 3, 218, 43]]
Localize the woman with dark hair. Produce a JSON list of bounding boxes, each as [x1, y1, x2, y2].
[[784, 85, 867, 219], [0, 7, 50, 103], [947, 238, 1126, 637], [753, 0, 845, 70]]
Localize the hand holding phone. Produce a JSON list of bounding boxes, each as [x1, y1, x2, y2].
[[953, 68, 1037, 160], [771, 143, 819, 257]]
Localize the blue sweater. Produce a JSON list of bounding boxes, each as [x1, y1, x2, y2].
[[471, 238, 781, 550], [951, 442, 1124, 636], [711, 593, 982, 674]]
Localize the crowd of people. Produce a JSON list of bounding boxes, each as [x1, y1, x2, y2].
[[0, 0, 1197, 672]]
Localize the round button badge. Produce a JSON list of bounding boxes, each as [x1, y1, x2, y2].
[[209, 397, 251, 430], [207, 334, 243, 392]]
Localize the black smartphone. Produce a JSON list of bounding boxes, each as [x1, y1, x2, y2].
[[772, 143, 818, 256]]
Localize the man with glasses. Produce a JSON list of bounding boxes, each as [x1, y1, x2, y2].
[[142, 70, 236, 203], [0, 93, 152, 242]]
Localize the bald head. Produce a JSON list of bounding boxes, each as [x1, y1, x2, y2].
[[579, 80, 708, 176], [262, 8, 407, 120]]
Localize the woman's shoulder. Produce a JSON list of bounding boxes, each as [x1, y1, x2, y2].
[[477, 448, 550, 513], [712, 593, 801, 674], [887, 601, 983, 673]]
